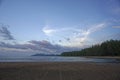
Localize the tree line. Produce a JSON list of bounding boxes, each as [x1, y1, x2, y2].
[[61, 40, 120, 56]]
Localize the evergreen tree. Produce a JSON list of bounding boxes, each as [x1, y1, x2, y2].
[[61, 40, 120, 56]]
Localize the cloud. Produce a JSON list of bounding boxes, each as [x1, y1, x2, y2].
[[112, 26, 120, 28], [0, 40, 71, 54], [88, 23, 106, 33], [42, 25, 56, 36], [0, 23, 107, 55], [0, 24, 14, 40], [42, 23, 107, 47], [71, 23, 106, 46], [28, 40, 62, 52]]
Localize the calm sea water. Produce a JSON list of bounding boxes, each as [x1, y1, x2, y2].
[[0, 56, 120, 63]]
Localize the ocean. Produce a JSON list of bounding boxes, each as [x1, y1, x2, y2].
[[0, 56, 120, 63]]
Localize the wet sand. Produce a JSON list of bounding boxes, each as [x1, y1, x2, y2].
[[0, 62, 120, 80]]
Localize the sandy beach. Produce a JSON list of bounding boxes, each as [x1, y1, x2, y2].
[[0, 62, 120, 80]]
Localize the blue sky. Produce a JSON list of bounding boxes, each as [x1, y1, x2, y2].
[[0, 0, 120, 56]]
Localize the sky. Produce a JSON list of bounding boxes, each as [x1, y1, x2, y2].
[[0, 0, 120, 56]]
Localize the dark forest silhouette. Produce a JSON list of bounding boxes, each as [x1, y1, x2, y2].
[[61, 40, 120, 56]]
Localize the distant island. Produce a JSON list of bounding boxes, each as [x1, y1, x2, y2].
[[32, 53, 58, 56], [61, 40, 120, 56]]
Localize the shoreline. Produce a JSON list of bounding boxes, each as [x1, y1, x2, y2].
[[84, 56, 120, 59], [60, 55, 120, 59]]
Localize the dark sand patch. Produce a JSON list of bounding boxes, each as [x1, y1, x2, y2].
[[0, 62, 120, 80]]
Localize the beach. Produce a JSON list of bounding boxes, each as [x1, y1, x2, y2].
[[0, 62, 120, 80]]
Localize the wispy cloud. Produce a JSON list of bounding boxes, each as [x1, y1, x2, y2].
[[0, 24, 14, 40], [42, 25, 56, 36], [69, 23, 106, 47], [42, 23, 107, 47], [88, 23, 106, 33], [112, 26, 120, 28]]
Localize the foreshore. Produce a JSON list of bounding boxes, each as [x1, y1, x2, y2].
[[0, 62, 120, 80]]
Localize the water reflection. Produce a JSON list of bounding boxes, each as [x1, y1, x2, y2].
[[0, 56, 120, 63]]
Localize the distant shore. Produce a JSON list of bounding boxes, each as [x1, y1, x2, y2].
[[0, 62, 120, 80], [60, 56, 120, 58], [85, 56, 120, 59]]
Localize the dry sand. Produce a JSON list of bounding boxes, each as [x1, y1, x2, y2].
[[0, 62, 120, 80]]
